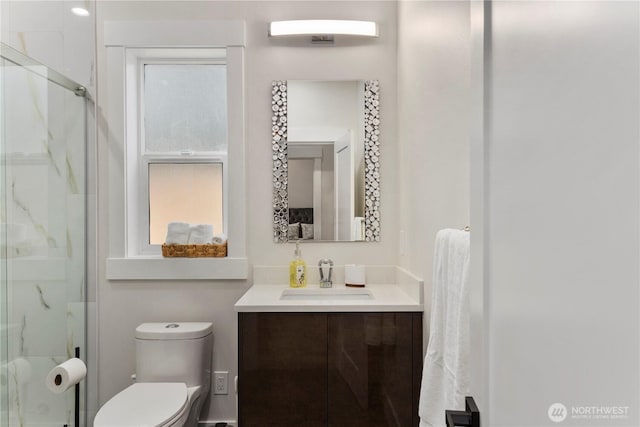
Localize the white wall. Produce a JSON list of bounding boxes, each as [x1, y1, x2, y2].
[[95, 1, 397, 423], [288, 159, 314, 208], [397, 0, 470, 335], [288, 80, 361, 135], [471, 1, 639, 425]]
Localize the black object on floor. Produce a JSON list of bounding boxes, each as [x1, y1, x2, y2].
[[214, 423, 228, 427]]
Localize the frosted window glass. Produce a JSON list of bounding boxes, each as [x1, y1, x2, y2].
[[144, 64, 227, 153], [149, 163, 223, 244]]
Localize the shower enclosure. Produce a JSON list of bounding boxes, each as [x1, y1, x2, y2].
[[0, 43, 88, 426]]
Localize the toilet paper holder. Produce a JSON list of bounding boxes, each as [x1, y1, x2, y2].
[[46, 347, 82, 427]]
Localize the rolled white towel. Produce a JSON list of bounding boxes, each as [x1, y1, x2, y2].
[[189, 224, 214, 244], [165, 222, 191, 244], [212, 233, 227, 245]]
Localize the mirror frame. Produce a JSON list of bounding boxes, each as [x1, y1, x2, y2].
[[271, 80, 380, 243]]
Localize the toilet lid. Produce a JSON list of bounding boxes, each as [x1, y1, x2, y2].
[[94, 382, 188, 427]]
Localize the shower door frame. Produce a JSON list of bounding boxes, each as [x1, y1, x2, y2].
[[0, 41, 90, 427]]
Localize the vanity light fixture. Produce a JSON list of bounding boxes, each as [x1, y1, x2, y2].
[[71, 7, 90, 17], [269, 20, 378, 43]]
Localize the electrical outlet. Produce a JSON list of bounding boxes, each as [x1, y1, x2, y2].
[[214, 371, 228, 395]]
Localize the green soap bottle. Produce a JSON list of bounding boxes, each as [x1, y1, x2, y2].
[[289, 240, 307, 288]]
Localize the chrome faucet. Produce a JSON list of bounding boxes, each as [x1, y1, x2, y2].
[[318, 259, 334, 288]]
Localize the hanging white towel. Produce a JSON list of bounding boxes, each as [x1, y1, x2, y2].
[[419, 229, 471, 427]]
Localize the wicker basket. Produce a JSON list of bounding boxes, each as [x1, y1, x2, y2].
[[161, 242, 227, 258]]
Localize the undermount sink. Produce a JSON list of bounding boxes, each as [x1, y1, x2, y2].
[[280, 288, 374, 301]]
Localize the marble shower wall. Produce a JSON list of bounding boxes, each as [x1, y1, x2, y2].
[[0, 1, 95, 425], [1, 59, 86, 426], [1, 0, 96, 88]]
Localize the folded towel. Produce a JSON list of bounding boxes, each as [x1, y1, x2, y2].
[[189, 224, 214, 244], [165, 222, 191, 245], [419, 229, 470, 427], [211, 233, 227, 245]]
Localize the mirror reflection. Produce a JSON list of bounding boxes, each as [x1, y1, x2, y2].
[[273, 80, 379, 242]]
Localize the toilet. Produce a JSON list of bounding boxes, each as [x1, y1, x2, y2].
[[94, 322, 213, 427]]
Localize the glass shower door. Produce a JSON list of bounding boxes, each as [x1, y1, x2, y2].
[[0, 47, 87, 426]]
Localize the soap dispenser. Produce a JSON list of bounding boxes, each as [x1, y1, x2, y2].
[[289, 240, 307, 288]]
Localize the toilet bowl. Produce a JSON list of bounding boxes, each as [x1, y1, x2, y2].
[[94, 322, 213, 427], [94, 383, 195, 426]]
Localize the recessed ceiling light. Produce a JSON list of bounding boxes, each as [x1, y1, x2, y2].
[[71, 7, 90, 17]]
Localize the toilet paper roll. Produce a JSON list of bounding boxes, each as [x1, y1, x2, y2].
[[345, 264, 366, 287], [45, 358, 86, 394]]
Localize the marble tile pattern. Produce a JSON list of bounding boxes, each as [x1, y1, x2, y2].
[[1, 54, 86, 426], [1, 0, 96, 88]]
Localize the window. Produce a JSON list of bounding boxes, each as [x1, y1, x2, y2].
[[140, 60, 228, 251], [104, 20, 247, 280], [148, 163, 224, 244], [143, 64, 227, 153], [121, 48, 231, 257]]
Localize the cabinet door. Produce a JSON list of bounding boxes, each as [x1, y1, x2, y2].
[[239, 313, 328, 427], [327, 313, 421, 427]]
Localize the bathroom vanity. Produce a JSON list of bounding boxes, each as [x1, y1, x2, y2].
[[235, 281, 423, 427]]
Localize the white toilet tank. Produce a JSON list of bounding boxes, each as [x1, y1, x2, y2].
[[135, 322, 213, 393]]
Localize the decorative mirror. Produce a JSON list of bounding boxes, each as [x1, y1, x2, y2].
[[272, 80, 380, 242]]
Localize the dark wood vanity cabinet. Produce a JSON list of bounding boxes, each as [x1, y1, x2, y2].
[[238, 313, 328, 426], [238, 312, 423, 427]]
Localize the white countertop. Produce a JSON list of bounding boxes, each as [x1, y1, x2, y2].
[[234, 283, 423, 313]]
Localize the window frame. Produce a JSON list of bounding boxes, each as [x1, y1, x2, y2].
[[104, 21, 247, 280], [141, 156, 228, 253], [137, 58, 229, 255]]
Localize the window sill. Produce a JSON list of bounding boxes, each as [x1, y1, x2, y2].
[[106, 256, 248, 281]]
